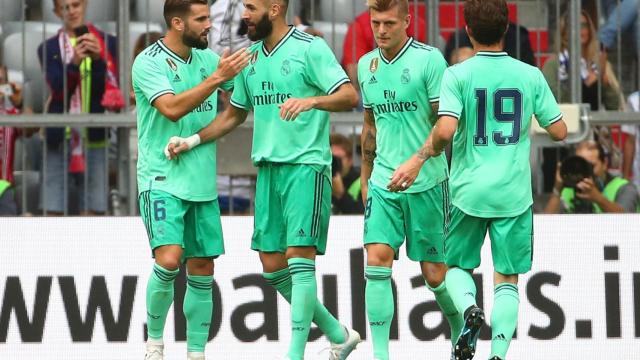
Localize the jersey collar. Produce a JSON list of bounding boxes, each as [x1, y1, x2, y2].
[[476, 51, 508, 58], [379, 37, 413, 65], [157, 38, 193, 64], [262, 26, 295, 57]]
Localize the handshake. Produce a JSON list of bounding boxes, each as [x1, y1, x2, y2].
[[164, 134, 201, 160]]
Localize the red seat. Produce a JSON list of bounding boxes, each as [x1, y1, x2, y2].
[[529, 29, 549, 53]]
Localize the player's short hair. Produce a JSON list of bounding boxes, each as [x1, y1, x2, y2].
[[163, 0, 208, 27], [330, 133, 354, 159], [464, 0, 508, 46], [366, 0, 409, 16]]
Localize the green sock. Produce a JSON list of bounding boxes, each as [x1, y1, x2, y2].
[[183, 275, 213, 353], [146, 263, 179, 340], [287, 258, 317, 360], [263, 268, 346, 344], [490, 283, 519, 359], [444, 267, 477, 315], [365, 266, 393, 360], [427, 280, 464, 345]]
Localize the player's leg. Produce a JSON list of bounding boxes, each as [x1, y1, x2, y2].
[[140, 190, 188, 359], [363, 183, 405, 360], [181, 199, 225, 360], [405, 183, 463, 345], [487, 207, 533, 360], [280, 164, 359, 359], [443, 206, 487, 360]]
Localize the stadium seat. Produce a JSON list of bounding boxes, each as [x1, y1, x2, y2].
[[0, 0, 24, 22], [318, 0, 368, 24], [22, 75, 49, 114], [2, 32, 49, 82], [528, 29, 549, 53], [41, 0, 117, 23], [133, 0, 166, 28]]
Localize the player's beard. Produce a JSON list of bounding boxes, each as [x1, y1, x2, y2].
[[182, 25, 209, 50], [246, 13, 272, 41]]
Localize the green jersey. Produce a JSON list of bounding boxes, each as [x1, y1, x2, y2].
[[439, 51, 562, 217], [133, 39, 233, 201], [230, 27, 350, 167], [358, 38, 449, 193]]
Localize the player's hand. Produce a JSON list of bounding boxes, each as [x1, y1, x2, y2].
[[575, 177, 601, 201], [213, 48, 251, 82], [164, 135, 201, 160], [387, 154, 424, 192], [279, 97, 317, 121]]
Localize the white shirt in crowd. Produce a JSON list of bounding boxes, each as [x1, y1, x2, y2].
[[622, 91, 640, 189], [209, 0, 252, 56]]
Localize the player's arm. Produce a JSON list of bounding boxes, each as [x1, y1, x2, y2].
[[360, 109, 376, 204], [622, 131, 635, 180], [279, 83, 359, 121], [387, 114, 457, 192], [154, 48, 250, 122], [545, 120, 567, 142], [165, 104, 249, 159]]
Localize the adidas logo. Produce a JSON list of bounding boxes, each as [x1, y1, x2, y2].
[[427, 246, 438, 255], [464, 292, 475, 297], [248, 67, 256, 76], [493, 333, 506, 341], [369, 321, 386, 326], [173, 74, 181, 82], [369, 75, 378, 84], [297, 228, 306, 237]]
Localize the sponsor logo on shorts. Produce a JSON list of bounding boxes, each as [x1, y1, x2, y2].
[[493, 333, 506, 341], [297, 228, 306, 237], [427, 246, 438, 255], [369, 321, 386, 326]]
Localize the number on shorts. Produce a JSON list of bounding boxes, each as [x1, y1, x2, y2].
[[153, 200, 166, 221], [364, 197, 372, 219]]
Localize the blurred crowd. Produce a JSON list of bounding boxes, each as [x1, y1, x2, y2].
[[0, 0, 638, 216]]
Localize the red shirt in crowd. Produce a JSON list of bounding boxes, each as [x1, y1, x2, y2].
[[0, 126, 17, 184], [342, 4, 427, 67]]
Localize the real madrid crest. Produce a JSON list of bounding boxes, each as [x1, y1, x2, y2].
[[401, 68, 411, 84], [166, 58, 177, 71], [370, 58, 379, 73], [281, 60, 291, 76]]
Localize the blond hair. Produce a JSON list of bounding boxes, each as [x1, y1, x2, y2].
[[366, 0, 408, 15]]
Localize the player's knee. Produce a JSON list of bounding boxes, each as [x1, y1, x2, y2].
[[366, 244, 394, 267], [155, 257, 181, 271], [187, 258, 214, 275], [422, 262, 447, 288]]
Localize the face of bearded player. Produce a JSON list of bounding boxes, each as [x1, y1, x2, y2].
[[242, 0, 275, 41], [181, 3, 211, 49]]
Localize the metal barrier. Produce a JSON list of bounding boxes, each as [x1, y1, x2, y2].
[[0, 0, 639, 216]]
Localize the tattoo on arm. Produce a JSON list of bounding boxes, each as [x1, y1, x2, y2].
[[363, 130, 376, 164]]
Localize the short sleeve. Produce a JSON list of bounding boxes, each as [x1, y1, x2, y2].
[[221, 78, 234, 92], [229, 69, 252, 110], [132, 56, 175, 105], [424, 50, 448, 104], [305, 38, 350, 95], [357, 58, 372, 109], [438, 68, 463, 119], [533, 69, 563, 128]]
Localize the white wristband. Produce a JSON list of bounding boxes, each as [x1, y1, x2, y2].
[[185, 134, 201, 149]]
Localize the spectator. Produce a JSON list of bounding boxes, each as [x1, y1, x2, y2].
[[542, 10, 623, 111], [598, 0, 638, 53], [342, 3, 429, 92], [443, 21, 536, 66], [449, 46, 474, 65], [38, 0, 120, 215], [0, 65, 23, 215], [330, 133, 363, 214], [622, 91, 640, 190], [544, 140, 640, 213]]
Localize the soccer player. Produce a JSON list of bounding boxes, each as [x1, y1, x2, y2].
[[417, 1, 568, 359], [165, 1, 362, 359], [132, 1, 249, 359], [357, 1, 462, 359]]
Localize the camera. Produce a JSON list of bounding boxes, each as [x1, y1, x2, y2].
[[560, 155, 594, 213], [331, 155, 342, 177]]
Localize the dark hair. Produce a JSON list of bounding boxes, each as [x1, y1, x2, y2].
[[330, 133, 354, 159], [133, 31, 163, 59], [163, 0, 208, 27], [366, 0, 409, 16], [464, 0, 508, 46]]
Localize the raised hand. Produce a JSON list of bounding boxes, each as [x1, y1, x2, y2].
[[213, 48, 251, 82]]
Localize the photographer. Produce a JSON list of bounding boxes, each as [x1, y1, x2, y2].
[[545, 140, 639, 213], [330, 133, 364, 214]]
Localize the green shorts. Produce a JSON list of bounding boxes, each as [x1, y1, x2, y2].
[[363, 181, 449, 262], [139, 190, 224, 260], [445, 206, 533, 274], [252, 163, 331, 255]]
